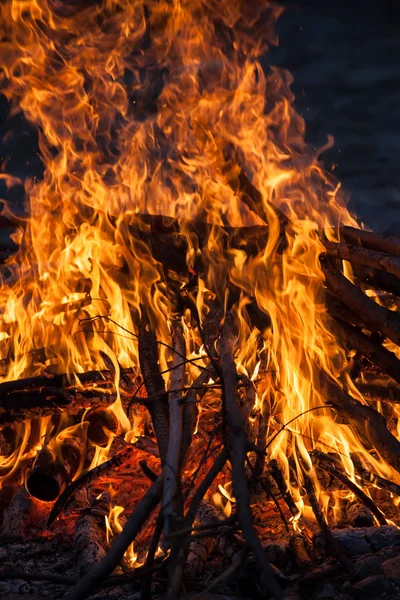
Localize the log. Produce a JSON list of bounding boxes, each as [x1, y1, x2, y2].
[[322, 261, 400, 346], [342, 226, 400, 258], [47, 444, 136, 526], [1, 487, 32, 538], [26, 436, 84, 503], [314, 525, 400, 558], [331, 318, 400, 387], [320, 370, 400, 475], [354, 265, 400, 297], [186, 500, 222, 577], [356, 382, 400, 404], [347, 502, 374, 528], [74, 488, 107, 576], [63, 475, 163, 600], [85, 407, 119, 447], [324, 241, 400, 279]]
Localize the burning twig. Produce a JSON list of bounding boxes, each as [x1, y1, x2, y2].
[[220, 313, 283, 599]]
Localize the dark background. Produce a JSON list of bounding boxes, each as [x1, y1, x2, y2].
[[1, 0, 400, 232], [269, 0, 400, 231]]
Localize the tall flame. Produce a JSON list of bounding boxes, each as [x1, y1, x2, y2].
[[0, 0, 392, 525]]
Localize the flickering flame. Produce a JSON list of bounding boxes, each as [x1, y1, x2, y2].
[[0, 0, 397, 532]]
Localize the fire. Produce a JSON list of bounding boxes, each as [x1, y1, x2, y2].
[[0, 0, 397, 551]]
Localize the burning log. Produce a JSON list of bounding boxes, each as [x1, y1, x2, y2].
[[63, 475, 163, 600], [26, 434, 84, 503], [320, 371, 400, 475], [331, 318, 400, 387], [185, 500, 223, 577], [346, 502, 374, 528], [341, 226, 400, 258], [322, 261, 400, 346], [85, 407, 119, 447], [74, 488, 107, 576], [324, 241, 400, 279], [47, 444, 136, 526]]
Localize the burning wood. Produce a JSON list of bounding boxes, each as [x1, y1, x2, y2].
[[2, 0, 400, 598]]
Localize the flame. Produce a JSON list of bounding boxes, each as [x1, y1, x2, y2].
[[0, 0, 397, 534]]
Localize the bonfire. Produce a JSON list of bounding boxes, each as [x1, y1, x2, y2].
[[0, 1, 400, 599]]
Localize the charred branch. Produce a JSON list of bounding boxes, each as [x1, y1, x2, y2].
[[220, 313, 282, 599]]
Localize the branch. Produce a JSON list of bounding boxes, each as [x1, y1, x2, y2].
[[220, 313, 282, 599]]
